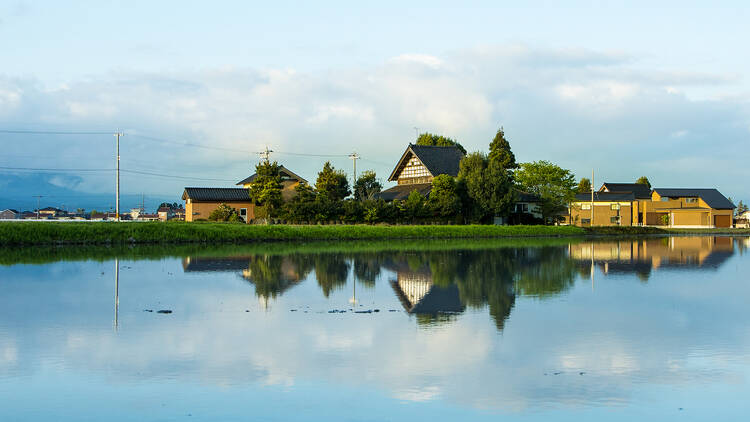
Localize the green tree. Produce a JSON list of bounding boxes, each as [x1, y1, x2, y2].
[[208, 203, 241, 222], [488, 127, 517, 169], [458, 152, 515, 223], [315, 161, 350, 201], [401, 190, 426, 223], [635, 176, 652, 189], [248, 161, 283, 218], [353, 170, 382, 201], [428, 174, 462, 220], [515, 160, 576, 223], [735, 200, 748, 216], [281, 182, 317, 223], [576, 177, 592, 194], [416, 132, 467, 155]]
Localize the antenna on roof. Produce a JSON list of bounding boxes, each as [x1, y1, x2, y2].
[[257, 146, 273, 164], [413, 127, 420, 138]]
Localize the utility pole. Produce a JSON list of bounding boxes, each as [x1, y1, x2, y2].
[[114, 131, 123, 222], [591, 169, 594, 225], [32, 195, 43, 219], [258, 146, 273, 164], [413, 127, 420, 138], [348, 152, 360, 187], [114, 257, 119, 331]]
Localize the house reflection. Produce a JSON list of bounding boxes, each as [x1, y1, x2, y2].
[[387, 261, 465, 326], [182, 255, 308, 304], [569, 237, 735, 280]]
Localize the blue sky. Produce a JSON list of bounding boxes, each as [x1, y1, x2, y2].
[[1, 1, 748, 211]]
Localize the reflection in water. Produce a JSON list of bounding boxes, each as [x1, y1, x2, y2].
[[180, 237, 736, 331], [569, 237, 735, 281], [1, 236, 748, 420], [179, 245, 588, 331]]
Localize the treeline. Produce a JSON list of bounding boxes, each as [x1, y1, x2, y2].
[[217, 129, 577, 225]]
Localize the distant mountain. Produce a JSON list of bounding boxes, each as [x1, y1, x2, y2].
[[0, 172, 180, 213]]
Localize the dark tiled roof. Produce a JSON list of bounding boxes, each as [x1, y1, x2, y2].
[[182, 187, 251, 202], [516, 190, 541, 202], [653, 188, 735, 209], [182, 257, 250, 272], [389, 144, 464, 181], [601, 182, 652, 199], [574, 192, 635, 202], [236, 166, 307, 186], [1, 209, 19, 213], [378, 183, 433, 201]]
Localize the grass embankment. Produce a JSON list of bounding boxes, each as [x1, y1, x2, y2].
[[0, 221, 586, 246], [0, 237, 583, 266]]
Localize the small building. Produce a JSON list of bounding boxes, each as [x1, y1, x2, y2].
[[39, 206, 66, 217], [235, 166, 308, 201], [182, 187, 255, 223], [0, 209, 19, 220], [379, 143, 465, 201], [157, 207, 173, 221]]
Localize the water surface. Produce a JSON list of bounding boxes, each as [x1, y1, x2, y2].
[[1, 237, 749, 421]]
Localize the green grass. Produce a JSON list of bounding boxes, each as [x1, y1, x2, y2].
[[0, 221, 586, 246], [2, 221, 747, 247], [0, 237, 585, 266]]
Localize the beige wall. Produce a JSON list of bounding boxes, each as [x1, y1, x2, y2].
[[185, 201, 255, 223]]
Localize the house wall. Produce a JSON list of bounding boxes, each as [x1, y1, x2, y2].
[[185, 200, 255, 223], [570, 202, 634, 226], [0, 210, 18, 219], [241, 181, 300, 201]]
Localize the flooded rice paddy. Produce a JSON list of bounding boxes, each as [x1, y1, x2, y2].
[[1, 236, 749, 421]]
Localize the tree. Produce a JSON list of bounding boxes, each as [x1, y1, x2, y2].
[[315, 161, 350, 201], [248, 161, 283, 218], [281, 182, 317, 223], [736, 200, 748, 216], [458, 152, 515, 223], [401, 190, 426, 223], [208, 203, 241, 222], [576, 178, 592, 194], [488, 127, 517, 169], [428, 174, 462, 220], [416, 132, 466, 155], [353, 170, 382, 201], [635, 176, 652, 189], [515, 160, 576, 223]]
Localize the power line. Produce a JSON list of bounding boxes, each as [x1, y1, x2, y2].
[[0, 166, 113, 172], [0, 166, 236, 182], [0, 129, 113, 135]]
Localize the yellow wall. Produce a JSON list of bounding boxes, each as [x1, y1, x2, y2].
[[570, 202, 633, 226], [185, 200, 255, 223]]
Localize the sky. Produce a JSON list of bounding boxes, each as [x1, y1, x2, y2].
[[1, 0, 749, 211]]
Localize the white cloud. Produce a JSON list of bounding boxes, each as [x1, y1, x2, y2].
[[0, 45, 748, 203]]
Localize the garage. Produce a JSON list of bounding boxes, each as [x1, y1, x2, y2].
[[714, 214, 731, 228]]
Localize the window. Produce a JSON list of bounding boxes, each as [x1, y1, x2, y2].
[[610, 216, 620, 224], [581, 218, 591, 224], [582, 204, 591, 210], [686, 197, 698, 204], [611, 204, 620, 210], [661, 197, 670, 202], [516, 203, 529, 213]]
